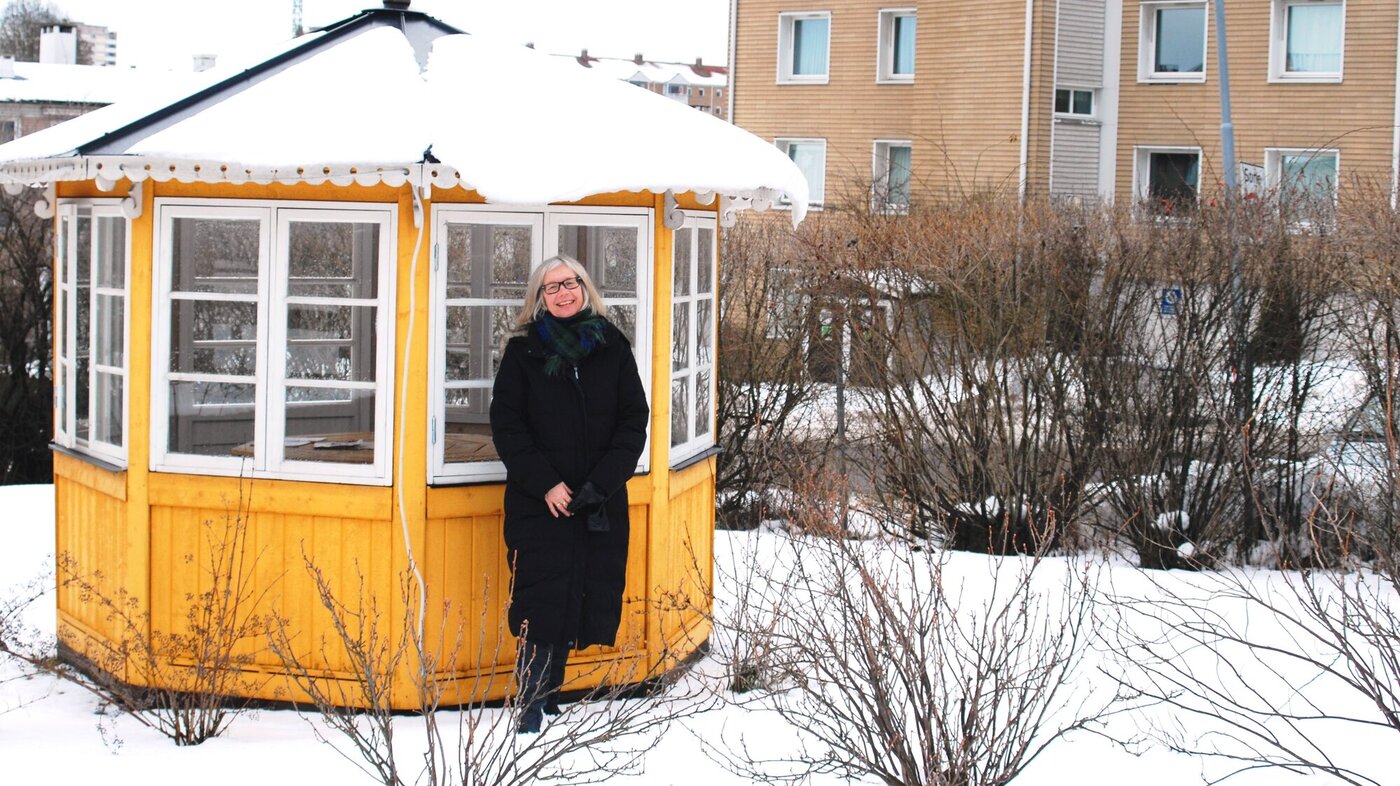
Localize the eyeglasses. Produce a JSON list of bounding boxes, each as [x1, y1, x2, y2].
[[541, 277, 583, 295]]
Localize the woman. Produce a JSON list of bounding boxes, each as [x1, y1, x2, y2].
[[489, 254, 650, 734]]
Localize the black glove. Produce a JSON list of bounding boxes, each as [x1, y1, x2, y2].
[[567, 481, 610, 532]]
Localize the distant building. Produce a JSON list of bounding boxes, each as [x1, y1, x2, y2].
[[556, 50, 728, 120], [39, 22, 118, 67]]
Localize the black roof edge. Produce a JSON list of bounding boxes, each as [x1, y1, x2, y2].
[[77, 7, 465, 157]]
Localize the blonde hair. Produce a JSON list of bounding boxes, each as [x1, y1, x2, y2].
[[513, 254, 608, 331]]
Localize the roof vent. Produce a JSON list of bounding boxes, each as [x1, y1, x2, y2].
[[633, 53, 644, 65], [383, 0, 411, 9]]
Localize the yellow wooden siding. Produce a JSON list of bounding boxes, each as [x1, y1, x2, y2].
[[1114, 0, 1398, 194], [53, 453, 131, 678]]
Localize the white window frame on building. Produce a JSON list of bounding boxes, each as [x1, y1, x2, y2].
[[1265, 147, 1340, 211], [777, 11, 832, 84], [0, 118, 18, 144], [1133, 145, 1202, 217], [1138, 1, 1208, 83], [776, 137, 827, 209], [765, 267, 809, 341], [428, 204, 653, 485], [876, 8, 916, 83], [872, 139, 913, 213], [53, 200, 130, 466], [669, 212, 718, 465], [1269, 0, 1345, 83], [1053, 87, 1096, 118], [150, 199, 398, 485]]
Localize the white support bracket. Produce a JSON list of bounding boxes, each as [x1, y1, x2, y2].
[[120, 181, 144, 219], [720, 195, 739, 228], [662, 189, 685, 230], [33, 183, 55, 219]]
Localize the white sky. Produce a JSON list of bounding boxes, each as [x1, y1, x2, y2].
[[44, 0, 732, 71]]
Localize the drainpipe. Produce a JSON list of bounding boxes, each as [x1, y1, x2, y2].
[[1018, 0, 1036, 200]]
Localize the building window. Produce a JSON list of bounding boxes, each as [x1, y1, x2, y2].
[[878, 8, 916, 82], [666, 82, 687, 97], [1266, 148, 1339, 215], [1139, 2, 1207, 82], [1270, 0, 1344, 82], [765, 268, 808, 340], [873, 140, 912, 212], [430, 205, 652, 484], [778, 11, 830, 83], [777, 138, 827, 208], [54, 202, 128, 465], [152, 200, 396, 484], [0, 118, 17, 144], [1134, 147, 1201, 216], [670, 214, 717, 463], [1054, 88, 1095, 117]]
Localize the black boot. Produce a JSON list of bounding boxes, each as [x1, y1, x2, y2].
[[543, 642, 571, 715], [515, 640, 550, 734]]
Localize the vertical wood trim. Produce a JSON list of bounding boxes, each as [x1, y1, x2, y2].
[[126, 179, 154, 646], [648, 195, 674, 659]]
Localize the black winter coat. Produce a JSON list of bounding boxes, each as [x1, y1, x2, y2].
[[489, 319, 649, 648]]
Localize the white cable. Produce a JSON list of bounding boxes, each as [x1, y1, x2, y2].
[[397, 180, 428, 640]]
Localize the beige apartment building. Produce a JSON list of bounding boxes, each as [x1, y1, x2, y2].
[[730, 0, 1400, 212]]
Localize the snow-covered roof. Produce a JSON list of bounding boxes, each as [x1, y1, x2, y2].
[[0, 61, 192, 106], [556, 54, 727, 89], [0, 8, 805, 223]]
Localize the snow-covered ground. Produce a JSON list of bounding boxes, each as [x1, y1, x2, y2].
[[1, 483, 1393, 785]]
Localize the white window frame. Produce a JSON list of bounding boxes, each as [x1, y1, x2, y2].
[[778, 11, 832, 84], [877, 8, 916, 83], [150, 199, 397, 485], [1133, 145, 1203, 216], [1265, 147, 1341, 207], [765, 268, 808, 341], [53, 200, 130, 466], [776, 137, 827, 210], [669, 212, 718, 465], [1269, 0, 1345, 83], [872, 139, 913, 214], [1053, 87, 1096, 119], [1138, 1, 1208, 84], [429, 204, 653, 485]]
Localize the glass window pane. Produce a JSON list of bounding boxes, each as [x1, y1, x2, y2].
[[444, 305, 474, 382], [888, 146, 912, 206], [170, 300, 259, 375], [168, 381, 256, 456], [286, 304, 376, 382], [557, 224, 638, 299], [1148, 152, 1199, 211], [786, 143, 826, 204], [697, 298, 714, 366], [672, 307, 690, 372], [609, 304, 637, 345], [284, 388, 376, 465], [1055, 89, 1070, 113], [447, 223, 532, 301], [893, 14, 916, 75], [94, 216, 125, 288], [171, 218, 261, 294], [92, 371, 122, 447], [1281, 153, 1337, 204], [792, 17, 829, 75], [695, 369, 712, 439], [444, 388, 498, 463], [1287, 4, 1342, 73], [673, 227, 692, 297], [671, 379, 689, 447], [698, 228, 713, 294], [74, 356, 89, 442], [94, 294, 124, 367], [288, 221, 379, 298], [1154, 6, 1205, 74], [75, 214, 91, 287]]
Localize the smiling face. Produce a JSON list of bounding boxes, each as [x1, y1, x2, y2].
[[541, 263, 584, 319]]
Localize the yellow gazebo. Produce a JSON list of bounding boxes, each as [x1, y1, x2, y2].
[[0, 3, 806, 707]]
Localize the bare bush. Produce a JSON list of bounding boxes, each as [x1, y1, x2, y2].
[[710, 469, 1113, 786], [270, 558, 711, 786], [56, 495, 275, 745], [0, 188, 54, 485], [0, 565, 55, 714]]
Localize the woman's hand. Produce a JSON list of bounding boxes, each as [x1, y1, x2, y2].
[[544, 482, 574, 518]]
